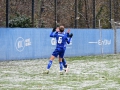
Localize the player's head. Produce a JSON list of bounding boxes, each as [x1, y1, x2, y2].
[[59, 26, 64, 32]]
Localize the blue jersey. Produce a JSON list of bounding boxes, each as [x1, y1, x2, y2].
[[50, 31, 71, 49], [50, 31, 71, 58]]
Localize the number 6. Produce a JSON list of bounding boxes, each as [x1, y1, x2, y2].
[[58, 37, 62, 44]]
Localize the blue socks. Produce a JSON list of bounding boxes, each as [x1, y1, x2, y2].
[[59, 62, 63, 71], [47, 60, 64, 71], [62, 58, 67, 68], [47, 60, 53, 69]]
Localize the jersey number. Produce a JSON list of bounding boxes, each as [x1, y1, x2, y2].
[[58, 37, 62, 44]]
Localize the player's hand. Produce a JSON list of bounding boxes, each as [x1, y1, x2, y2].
[[69, 33, 73, 38], [67, 29, 70, 33], [52, 27, 56, 32], [56, 27, 59, 32]]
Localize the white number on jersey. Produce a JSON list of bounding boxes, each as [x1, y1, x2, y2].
[[58, 37, 62, 44]]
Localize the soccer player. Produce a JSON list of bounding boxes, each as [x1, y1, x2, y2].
[[44, 25, 73, 75], [55, 26, 73, 73]]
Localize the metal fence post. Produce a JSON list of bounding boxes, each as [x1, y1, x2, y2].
[[111, 19, 117, 54], [109, 0, 112, 28], [54, 0, 57, 27], [75, 0, 78, 28], [93, 0, 96, 28], [32, 0, 34, 27], [6, 0, 9, 28]]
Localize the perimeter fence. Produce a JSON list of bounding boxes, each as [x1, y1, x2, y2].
[[0, 0, 120, 28]]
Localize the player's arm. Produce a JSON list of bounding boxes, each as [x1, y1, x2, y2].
[[67, 29, 70, 37], [50, 28, 58, 37], [66, 33, 73, 44], [65, 32, 69, 39], [67, 38, 71, 44]]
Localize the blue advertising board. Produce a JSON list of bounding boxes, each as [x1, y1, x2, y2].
[[116, 29, 120, 53], [65, 29, 114, 57], [0, 28, 114, 61]]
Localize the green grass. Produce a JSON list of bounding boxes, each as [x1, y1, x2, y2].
[[0, 54, 120, 90], [67, 54, 119, 61]]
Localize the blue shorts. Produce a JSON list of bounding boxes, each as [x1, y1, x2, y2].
[[52, 48, 65, 58]]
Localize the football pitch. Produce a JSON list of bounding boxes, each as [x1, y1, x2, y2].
[[0, 54, 120, 90]]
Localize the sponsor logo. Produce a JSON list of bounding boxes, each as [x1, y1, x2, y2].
[[15, 37, 31, 52], [98, 39, 111, 45], [89, 39, 111, 45], [51, 38, 56, 45]]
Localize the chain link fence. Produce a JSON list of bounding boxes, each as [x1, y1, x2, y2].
[[0, 0, 120, 28]]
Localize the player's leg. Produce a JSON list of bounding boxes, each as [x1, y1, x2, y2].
[[62, 58, 67, 68], [43, 55, 55, 74], [44, 49, 58, 74], [59, 50, 65, 75], [47, 55, 55, 70], [62, 58, 68, 72], [59, 58, 63, 71], [59, 57, 64, 75]]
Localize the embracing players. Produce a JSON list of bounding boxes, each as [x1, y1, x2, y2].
[[44, 25, 73, 75]]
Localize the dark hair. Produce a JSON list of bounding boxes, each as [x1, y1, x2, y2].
[[59, 26, 64, 32]]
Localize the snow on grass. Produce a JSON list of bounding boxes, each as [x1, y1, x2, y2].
[[0, 55, 120, 89]]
